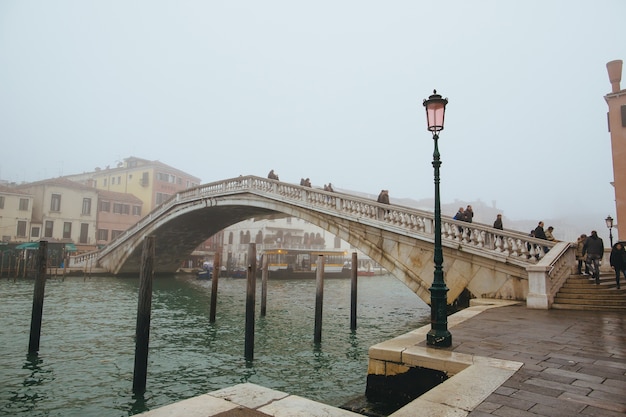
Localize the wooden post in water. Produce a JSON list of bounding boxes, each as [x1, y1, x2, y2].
[[350, 252, 358, 331], [244, 243, 257, 360], [28, 241, 48, 354], [314, 255, 324, 344], [132, 236, 155, 394], [209, 252, 220, 323], [260, 254, 268, 317]]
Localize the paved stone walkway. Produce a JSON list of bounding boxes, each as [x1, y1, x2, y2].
[[449, 305, 626, 417]]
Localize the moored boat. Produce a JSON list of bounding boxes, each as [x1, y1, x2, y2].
[[260, 248, 351, 279]]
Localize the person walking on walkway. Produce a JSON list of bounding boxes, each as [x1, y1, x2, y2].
[[576, 234, 590, 275], [609, 242, 625, 289], [583, 230, 604, 284]]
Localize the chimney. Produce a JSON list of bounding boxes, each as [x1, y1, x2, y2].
[[607, 60, 623, 93]]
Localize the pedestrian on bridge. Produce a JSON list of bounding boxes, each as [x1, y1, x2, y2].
[[493, 214, 503, 230], [463, 205, 474, 223], [583, 231, 604, 284], [609, 242, 625, 289], [268, 170, 279, 180], [576, 234, 590, 275]]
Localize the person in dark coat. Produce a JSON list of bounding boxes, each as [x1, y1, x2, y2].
[[534, 221, 549, 254], [609, 242, 625, 289], [583, 230, 605, 284], [534, 221, 547, 240], [464, 205, 474, 223], [493, 214, 503, 230]]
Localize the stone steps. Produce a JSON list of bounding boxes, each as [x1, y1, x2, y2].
[[552, 273, 626, 311]]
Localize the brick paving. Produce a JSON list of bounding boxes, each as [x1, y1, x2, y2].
[[447, 305, 626, 416]]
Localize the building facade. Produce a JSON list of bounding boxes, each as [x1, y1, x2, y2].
[[96, 190, 144, 245], [17, 178, 99, 248], [0, 185, 34, 243], [605, 59, 626, 241], [65, 156, 201, 216]]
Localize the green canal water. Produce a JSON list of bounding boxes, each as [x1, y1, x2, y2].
[[0, 274, 429, 417]]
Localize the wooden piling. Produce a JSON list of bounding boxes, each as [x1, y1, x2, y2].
[[209, 252, 220, 323], [350, 252, 358, 331], [244, 243, 257, 361], [28, 241, 48, 354], [314, 255, 324, 344], [260, 254, 268, 317], [132, 236, 155, 394]]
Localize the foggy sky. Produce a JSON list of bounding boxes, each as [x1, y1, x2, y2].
[[1, 1, 624, 236]]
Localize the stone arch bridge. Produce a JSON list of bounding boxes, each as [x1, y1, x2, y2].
[[73, 176, 574, 309]]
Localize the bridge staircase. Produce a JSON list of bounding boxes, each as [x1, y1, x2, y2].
[[552, 272, 626, 311]]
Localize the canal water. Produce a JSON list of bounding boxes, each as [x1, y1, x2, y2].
[[0, 273, 430, 417]]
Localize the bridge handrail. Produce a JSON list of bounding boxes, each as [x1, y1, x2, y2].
[[91, 175, 555, 268]]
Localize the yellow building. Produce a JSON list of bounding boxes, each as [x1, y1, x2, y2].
[[66, 156, 201, 216], [0, 185, 33, 243], [605, 60, 626, 241], [17, 178, 99, 247]]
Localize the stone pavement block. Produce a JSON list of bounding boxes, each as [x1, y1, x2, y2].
[[558, 391, 626, 414], [511, 390, 586, 414], [209, 383, 289, 409], [135, 394, 238, 417], [595, 359, 626, 370], [258, 395, 362, 417], [524, 377, 591, 396], [578, 363, 626, 378], [481, 405, 537, 416], [472, 400, 501, 413], [528, 403, 584, 417], [493, 386, 516, 396], [480, 393, 534, 411], [503, 376, 563, 398], [579, 405, 626, 417], [550, 352, 596, 364], [602, 378, 626, 389], [418, 364, 519, 412], [542, 367, 605, 384], [389, 398, 467, 417], [572, 379, 626, 395]]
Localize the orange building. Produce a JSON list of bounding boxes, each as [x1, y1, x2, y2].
[[605, 60, 625, 241]]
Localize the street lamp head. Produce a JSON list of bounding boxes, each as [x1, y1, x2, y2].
[[423, 90, 448, 134], [605, 215, 614, 229]]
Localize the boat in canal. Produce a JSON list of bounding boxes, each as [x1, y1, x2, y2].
[[260, 248, 351, 279], [197, 262, 213, 280]]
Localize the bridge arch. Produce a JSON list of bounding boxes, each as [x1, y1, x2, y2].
[[92, 176, 569, 307]]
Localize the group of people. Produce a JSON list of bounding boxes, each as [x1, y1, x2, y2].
[[376, 190, 390, 204], [575, 230, 624, 289], [267, 170, 333, 192], [574, 231, 607, 285], [453, 205, 474, 223]]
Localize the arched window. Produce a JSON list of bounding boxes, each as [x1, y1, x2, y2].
[[228, 232, 234, 244]]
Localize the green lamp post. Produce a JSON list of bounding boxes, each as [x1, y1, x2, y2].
[[423, 90, 452, 347]]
